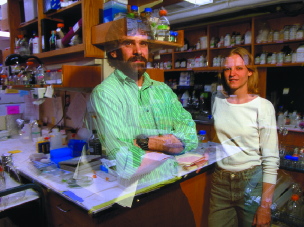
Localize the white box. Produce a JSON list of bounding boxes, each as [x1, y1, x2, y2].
[[23, 0, 38, 22], [0, 93, 25, 104]]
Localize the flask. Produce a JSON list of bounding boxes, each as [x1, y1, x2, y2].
[[50, 128, 63, 150], [155, 7, 170, 41], [49, 30, 57, 50]]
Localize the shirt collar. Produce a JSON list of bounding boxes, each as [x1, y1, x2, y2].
[[114, 69, 154, 89]]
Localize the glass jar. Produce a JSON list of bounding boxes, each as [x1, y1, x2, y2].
[[283, 25, 290, 41]]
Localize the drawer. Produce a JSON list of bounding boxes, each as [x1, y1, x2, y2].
[[47, 191, 95, 227]]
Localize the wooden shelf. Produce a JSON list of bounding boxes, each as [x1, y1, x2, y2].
[[92, 18, 184, 51]]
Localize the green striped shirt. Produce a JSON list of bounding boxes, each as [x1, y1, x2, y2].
[[91, 69, 197, 186]]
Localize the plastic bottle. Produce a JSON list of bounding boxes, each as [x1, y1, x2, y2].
[[32, 35, 40, 54], [50, 128, 63, 150], [56, 23, 65, 49], [36, 65, 47, 86], [128, 5, 139, 19], [19, 35, 30, 55], [156, 7, 170, 41], [24, 61, 37, 85], [29, 31, 37, 54], [49, 30, 57, 50], [181, 90, 190, 108], [198, 130, 209, 148], [142, 7, 153, 39], [0, 66, 9, 86], [296, 43, 304, 63], [31, 121, 41, 142], [244, 29, 252, 44]]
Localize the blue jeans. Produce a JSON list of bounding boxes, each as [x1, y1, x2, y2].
[[208, 165, 263, 227]]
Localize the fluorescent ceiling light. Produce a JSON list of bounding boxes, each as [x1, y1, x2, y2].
[[0, 31, 10, 37], [185, 0, 213, 5], [0, 0, 7, 5]]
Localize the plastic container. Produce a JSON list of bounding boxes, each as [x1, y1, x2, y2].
[[103, 1, 127, 23], [68, 139, 87, 157], [50, 128, 63, 150], [296, 43, 304, 62], [31, 121, 41, 142]]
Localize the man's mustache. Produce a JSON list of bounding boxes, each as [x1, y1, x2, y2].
[[127, 56, 148, 63]]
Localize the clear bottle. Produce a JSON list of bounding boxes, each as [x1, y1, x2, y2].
[[24, 61, 37, 85], [0, 66, 9, 86], [36, 65, 47, 86], [155, 7, 170, 41], [49, 30, 57, 50], [88, 130, 102, 156], [286, 194, 301, 225], [296, 43, 304, 63], [19, 35, 30, 55], [29, 31, 37, 54]]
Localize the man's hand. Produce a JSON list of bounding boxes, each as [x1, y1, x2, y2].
[[134, 134, 184, 155], [148, 134, 184, 154]]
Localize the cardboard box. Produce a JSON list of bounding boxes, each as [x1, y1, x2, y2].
[[23, 0, 38, 22], [1, 3, 8, 20]]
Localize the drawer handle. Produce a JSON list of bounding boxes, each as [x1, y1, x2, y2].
[[56, 204, 71, 213]]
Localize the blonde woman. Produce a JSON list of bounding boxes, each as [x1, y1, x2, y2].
[[209, 47, 279, 227]]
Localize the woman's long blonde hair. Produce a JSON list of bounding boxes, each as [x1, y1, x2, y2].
[[219, 47, 259, 95]]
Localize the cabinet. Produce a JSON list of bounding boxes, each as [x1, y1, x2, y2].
[[157, 12, 304, 72], [7, 0, 103, 65]]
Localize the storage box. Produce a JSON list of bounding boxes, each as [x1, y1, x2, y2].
[[23, 0, 38, 22], [103, 1, 127, 23], [1, 3, 8, 20]]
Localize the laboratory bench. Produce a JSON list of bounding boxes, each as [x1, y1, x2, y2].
[[0, 138, 213, 227]]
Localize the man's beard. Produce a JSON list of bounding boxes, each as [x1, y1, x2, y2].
[[118, 56, 148, 79]]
